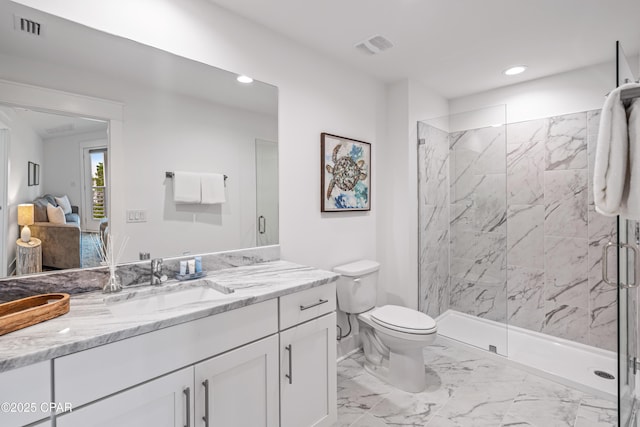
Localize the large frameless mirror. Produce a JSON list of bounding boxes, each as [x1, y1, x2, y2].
[[0, 1, 279, 277]]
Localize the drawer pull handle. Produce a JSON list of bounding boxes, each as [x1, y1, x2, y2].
[[202, 379, 210, 427], [183, 387, 191, 427], [299, 299, 328, 311], [285, 344, 293, 384]]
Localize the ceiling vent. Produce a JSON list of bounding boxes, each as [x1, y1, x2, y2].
[[354, 35, 393, 55], [14, 15, 42, 36]]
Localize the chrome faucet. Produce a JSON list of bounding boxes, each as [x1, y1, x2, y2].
[[151, 258, 163, 285]]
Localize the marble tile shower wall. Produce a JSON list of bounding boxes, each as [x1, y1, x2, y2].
[[418, 110, 617, 352], [418, 123, 450, 318], [448, 125, 507, 324], [507, 110, 616, 351]]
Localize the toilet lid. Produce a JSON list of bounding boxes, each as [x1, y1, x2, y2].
[[370, 305, 437, 334]]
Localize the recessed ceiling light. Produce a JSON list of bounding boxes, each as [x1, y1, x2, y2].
[[237, 75, 253, 84], [503, 65, 527, 76]]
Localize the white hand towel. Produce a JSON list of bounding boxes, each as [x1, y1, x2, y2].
[[201, 173, 226, 204], [593, 82, 639, 216], [621, 97, 640, 219], [172, 171, 201, 204]]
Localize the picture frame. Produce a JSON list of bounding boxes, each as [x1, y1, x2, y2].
[[27, 161, 35, 186], [321, 133, 371, 212], [28, 162, 40, 186]]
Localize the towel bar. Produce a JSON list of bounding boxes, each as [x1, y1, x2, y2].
[[165, 171, 228, 181], [621, 86, 640, 101]]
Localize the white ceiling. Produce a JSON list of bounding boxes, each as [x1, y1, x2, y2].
[[209, 0, 640, 99], [8, 108, 108, 140]]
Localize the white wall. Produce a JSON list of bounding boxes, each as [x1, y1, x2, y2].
[[377, 79, 448, 311], [13, 0, 385, 272], [0, 107, 44, 270], [450, 61, 614, 124], [378, 80, 409, 308]]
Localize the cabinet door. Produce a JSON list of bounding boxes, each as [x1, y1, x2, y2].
[[195, 334, 279, 427], [0, 361, 50, 427], [56, 367, 193, 427], [280, 312, 337, 427]]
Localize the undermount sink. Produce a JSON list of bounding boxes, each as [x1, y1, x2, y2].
[[104, 279, 234, 316]]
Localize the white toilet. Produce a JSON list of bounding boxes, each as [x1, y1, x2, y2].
[[334, 260, 437, 392]]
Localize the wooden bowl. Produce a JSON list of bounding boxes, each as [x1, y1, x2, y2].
[[0, 293, 70, 336]]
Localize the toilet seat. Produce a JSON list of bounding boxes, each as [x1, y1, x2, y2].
[[370, 305, 437, 335]]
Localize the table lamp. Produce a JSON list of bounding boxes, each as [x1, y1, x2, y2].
[[18, 203, 34, 243]]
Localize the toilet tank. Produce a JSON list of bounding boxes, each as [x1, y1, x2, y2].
[[333, 260, 380, 314]]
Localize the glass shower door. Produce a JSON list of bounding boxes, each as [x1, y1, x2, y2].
[[418, 105, 508, 356], [616, 40, 639, 427], [618, 218, 639, 426]]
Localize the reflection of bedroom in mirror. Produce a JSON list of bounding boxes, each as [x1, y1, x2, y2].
[[0, 104, 109, 276]]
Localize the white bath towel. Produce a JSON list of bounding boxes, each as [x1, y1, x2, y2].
[[200, 173, 226, 204], [593, 82, 640, 216], [621, 96, 640, 219], [172, 171, 201, 204]]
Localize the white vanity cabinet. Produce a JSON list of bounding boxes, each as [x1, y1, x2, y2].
[[56, 367, 193, 427], [0, 361, 51, 427], [195, 335, 279, 427], [279, 283, 337, 427], [57, 335, 280, 427], [53, 300, 278, 409], [1, 280, 338, 427]]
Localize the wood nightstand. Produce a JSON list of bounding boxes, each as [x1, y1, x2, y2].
[[16, 238, 42, 275]]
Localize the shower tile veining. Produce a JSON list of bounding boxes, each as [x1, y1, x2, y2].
[[337, 337, 616, 426]]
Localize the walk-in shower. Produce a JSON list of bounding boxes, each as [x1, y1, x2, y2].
[[418, 104, 618, 397], [418, 41, 640, 424]]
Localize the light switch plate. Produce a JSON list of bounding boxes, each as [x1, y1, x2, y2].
[[126, 209, 147, 223]]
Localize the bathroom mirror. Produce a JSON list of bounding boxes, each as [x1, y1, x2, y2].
[[0, 2, 278, 277]]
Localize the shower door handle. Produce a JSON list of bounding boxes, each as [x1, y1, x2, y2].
[[621, 243, 639, 289], [602, 241, 639, 289], [602, 242, 617, 288], [258, 216, 266, 234]]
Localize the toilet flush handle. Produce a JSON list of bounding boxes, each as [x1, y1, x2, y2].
[[353, 278, 361, 283]]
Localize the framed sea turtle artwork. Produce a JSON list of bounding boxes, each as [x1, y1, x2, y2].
[[321, 133, 371, 212]]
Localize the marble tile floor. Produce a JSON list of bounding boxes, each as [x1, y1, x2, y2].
[[337, 337, 617, 427]]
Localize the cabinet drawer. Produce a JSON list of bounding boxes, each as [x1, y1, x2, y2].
[[55, 299, 277, 408], [279, 282, 336, 330], [0, 361, 51, 427]]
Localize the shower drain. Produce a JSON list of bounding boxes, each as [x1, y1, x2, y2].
[[594, 370, 615, 380]]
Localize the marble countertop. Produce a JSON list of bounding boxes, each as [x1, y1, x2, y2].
[[0, 260, 339, 373]]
